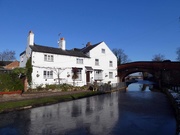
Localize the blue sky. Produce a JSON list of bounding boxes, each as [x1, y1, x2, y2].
[[0, 0, 180, 61]]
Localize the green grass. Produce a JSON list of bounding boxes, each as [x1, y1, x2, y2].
[[0, 91, 104, 113]]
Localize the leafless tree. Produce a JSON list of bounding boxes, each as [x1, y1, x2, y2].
[[152, 53, 165, 61], [51, 67, 68, 85], [112, 48, 130, 65], [0, 50, 16, 61], [176, 47, 180, 61]]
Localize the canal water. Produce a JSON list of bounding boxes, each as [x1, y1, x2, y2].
[[0, 81, 177, 135]]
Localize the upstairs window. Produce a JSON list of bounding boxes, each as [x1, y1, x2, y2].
[[101, 48, 105, 54], [109, 61, 113, 67], [44, 54, 54, 62], [95, 59, 99, 66], [76, 58, 83, 64]]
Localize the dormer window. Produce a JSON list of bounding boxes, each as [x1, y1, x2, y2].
[[101, 48, 105, 53]]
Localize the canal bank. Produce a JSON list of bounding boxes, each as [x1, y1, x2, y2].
[[0, 82, 127, 114], [0, 90, 105, 114], [163, 88, 180, 134]]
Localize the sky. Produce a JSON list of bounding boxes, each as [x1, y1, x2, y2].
[[0, 0, 180, 62]]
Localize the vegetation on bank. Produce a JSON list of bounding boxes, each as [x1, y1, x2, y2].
[[0, 91, 105, 113], [0, 72, 24, 92], [31, 83, 88, 92]]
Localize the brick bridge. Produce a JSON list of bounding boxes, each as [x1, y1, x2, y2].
[[117, 61, 180, 86]]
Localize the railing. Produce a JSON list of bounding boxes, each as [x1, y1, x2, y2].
[[170, 85, 180, 93]]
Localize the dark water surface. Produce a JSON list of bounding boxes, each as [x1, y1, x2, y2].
[[0, 81, 176, 135]]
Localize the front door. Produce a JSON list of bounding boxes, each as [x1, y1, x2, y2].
[[86, 71, 90, 84]]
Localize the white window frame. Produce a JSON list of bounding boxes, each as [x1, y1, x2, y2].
[[95, 59, 99, 66], [94, 70, 103, 80], [109, 72, 113, 79], [76, 58, 83, 64], [43, 70, 53, 79], [72, 68, 82, 81], [77, 69, 82, 81], [109, 61, 113, 67], [44, 54, 54, 62], [101, 48, 105, 54]]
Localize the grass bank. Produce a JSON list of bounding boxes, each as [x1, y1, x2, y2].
[[0, 91, 105, 114]]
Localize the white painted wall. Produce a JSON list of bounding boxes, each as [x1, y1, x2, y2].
[[20, 31, 34, 67], [88, 42, 118, 84], [20, 31, 117, 88], [31, 51, 92, 88]]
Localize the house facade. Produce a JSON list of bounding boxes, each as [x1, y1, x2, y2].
[[20, 31, 117, 88]]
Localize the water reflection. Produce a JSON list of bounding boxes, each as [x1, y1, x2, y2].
[[127, 80, 155, 91], [0, 82, 176, 135], [28, 93, 119, 135], [0, 93, 119, 135]]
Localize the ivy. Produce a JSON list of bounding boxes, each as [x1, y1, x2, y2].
[[26, 58, 32, 86]]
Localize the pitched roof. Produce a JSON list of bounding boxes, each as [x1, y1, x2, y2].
[[30, 44, 89, 58], [79, 42, 102, 53], [0, 61, 12, 67], [4, 61, 19, 69]]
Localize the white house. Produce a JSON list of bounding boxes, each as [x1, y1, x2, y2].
[[20, 31, 117, 88]]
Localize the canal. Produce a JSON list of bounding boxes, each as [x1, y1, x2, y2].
[[0, 81, 177, 135]]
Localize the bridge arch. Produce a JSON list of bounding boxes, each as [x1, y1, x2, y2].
[[118, 68, 155, 82], [117, 61, 180, 86]]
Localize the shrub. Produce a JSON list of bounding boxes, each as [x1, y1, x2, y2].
[[45, 84, 57, 90], [36, 84, 44, 91], [0, 72, 24, 92], [60, 83, 72, 91]]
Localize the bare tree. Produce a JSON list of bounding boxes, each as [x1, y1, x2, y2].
[[112, 48, 130, 65], [176, 47, 180, 61], [0, 50, 16, 61], [51, 67, 70, 85], [152, 53, 165, 61]]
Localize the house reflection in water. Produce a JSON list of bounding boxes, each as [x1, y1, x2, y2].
[[28, 93, 119, 135]]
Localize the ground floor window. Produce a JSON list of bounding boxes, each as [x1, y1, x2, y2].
[[109, 72, 113, 79], [43, 70, 53, 79], [72, 68, 82, 81], [94, 70, 103, 80]]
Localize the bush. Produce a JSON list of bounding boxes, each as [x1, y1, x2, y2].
[[45, 84, 57, 90], [0, 72, 24, 92], [38, 83, 87, 92], [36, 84, 44, 91], [60, 83, 73, 91], [45, 84, 72, 91]]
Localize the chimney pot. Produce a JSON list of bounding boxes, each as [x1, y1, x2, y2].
[[59, 37, 66, 50]]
